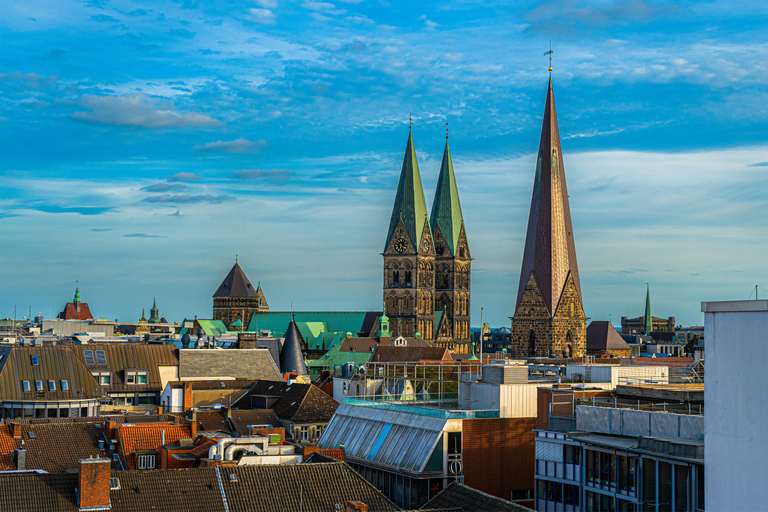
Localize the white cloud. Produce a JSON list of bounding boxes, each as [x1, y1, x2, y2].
[[72, 93, 221, 129], [195, 138, 267, 153], [248, 8, 276, 24], [251, 0, 278, 8]]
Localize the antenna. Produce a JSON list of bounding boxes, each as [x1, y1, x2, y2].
[[543, 41, 553, 73]]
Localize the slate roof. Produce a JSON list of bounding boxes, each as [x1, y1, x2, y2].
[[213, 262, 258, 298], [281, 318, 308, 375], [431, 140, 467, 257], [69, 343, 179, 393], [194, 410, 230, 433], [233, 380, 339, 423], [178, 349, 281, 381], [369, 346, 450, 363], [515, 77, 583, 318], [0, 346, 99, 401], [221, 462, 399, 512], [421, 482, 534, 512], [385, 130, 431, 252], [228, 409, 283, 436], [587, 321, 632, 352]]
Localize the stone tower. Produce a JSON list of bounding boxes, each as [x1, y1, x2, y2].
[[511, 78, 586, 358], [383, 129, 435, 339], [431, 139, 471, 347], [212, 261, 269, 328]]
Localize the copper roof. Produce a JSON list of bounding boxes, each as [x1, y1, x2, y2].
[[515, 78, 583, 317]]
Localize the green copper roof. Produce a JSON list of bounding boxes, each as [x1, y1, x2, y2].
[[430, 140, 465, 256], [74, 287, 81, 304], [644, 284, 652, 334], [385, 130, 431, 251]]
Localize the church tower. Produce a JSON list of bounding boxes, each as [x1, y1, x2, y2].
[[511, 78, 586, 358], [383, 128, 435, 339], [212, 261, 269, 328], [431, 138, 471, 347]]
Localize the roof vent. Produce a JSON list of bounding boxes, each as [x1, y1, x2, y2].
[[27, 432, 36, 440], [110, 477, 121, 490], [229, 473, 238, 482]]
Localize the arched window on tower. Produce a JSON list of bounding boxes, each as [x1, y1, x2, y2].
[[565, 331, 573, 358], [528, 330, 536, 357], [404, 270, 412, 287]]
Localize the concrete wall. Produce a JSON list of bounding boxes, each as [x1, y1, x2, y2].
[[703, 300, 768, 511], [41, 319, 115, 337]]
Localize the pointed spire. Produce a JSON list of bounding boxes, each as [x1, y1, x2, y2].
[[644, 283, 652, 335], [213, 262, 258, 298], [281, 317, 308, 376], [431, 139, 466, 257], [384, 130, 430, 251], [515, 78, 583, 317]]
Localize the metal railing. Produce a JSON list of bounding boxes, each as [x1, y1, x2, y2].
[[576, 396, 703, 416]]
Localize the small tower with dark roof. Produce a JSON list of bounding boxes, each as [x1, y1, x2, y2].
[[148, 298, 161, 324], [644, 284, 653, 335], [212, 260, 269, 328], [280, 317, 308, 376]]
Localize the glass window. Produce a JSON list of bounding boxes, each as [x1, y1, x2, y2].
[[95, 350, 107, 365], [126, 372, 135, 384], [60, 408, 69, 418], [83, 350, 95, 365], [22, 381, 30, 391], [675, 465, 689, 510], [61, 380, 69, 391], [36, 380, 43, 391], [31, 355, 39, 366], [48, 380, 56, 391], [659, 461, 673, 510], [537, 481, 546, 499], [99, 374, 110, 385], [137, 373, 147, 384], [137, 395, 155, 405], [644, 459, 657, 507]]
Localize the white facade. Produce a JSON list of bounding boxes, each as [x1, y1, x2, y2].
[[458, 381, 543, 418], [702, 300, 768, 512], [565, 364, 668, 387]]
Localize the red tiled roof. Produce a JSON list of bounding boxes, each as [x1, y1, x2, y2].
[[0, 426, 16, 471], [118, 423, 192, 468], [58, 302, 93, 320]]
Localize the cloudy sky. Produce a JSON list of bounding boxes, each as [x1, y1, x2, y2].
[[2, 0, 767, 327]]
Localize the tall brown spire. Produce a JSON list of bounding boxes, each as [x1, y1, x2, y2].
[[515, 77, 583, 317]]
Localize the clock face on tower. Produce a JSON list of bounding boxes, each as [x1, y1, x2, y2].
[[421, 238, 430, 252], [394, 238, 408, 253]]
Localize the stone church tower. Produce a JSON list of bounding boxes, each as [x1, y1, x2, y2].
[[511, 78, 586, 358], [383, 129, 435, 339], [212, 261, 269, 329], [431, 139, 471, 347]]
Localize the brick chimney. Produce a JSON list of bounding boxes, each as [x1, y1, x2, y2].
[[11, 423, 21, 439], [78, 457, 111, 510], [182, 382, 193, 412], [189, 418, 198, 440], [345, 501, 368, 512]]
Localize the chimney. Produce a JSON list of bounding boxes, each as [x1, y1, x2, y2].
[[15, 449, 26, 471], [183, 382, 193, 412], [345, 501, 369, 512], [11, 423, 22, 439], [189, 419, 198, 440], [78, 457, 111, 510]]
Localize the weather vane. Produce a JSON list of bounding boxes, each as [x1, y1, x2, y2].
[[544, 41, 553, 74]]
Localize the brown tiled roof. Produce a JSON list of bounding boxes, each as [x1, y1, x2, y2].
[[233, 380, 339, 423], [69, 344, 179, 393], [9, 413, 178, 425], [168, 379, 258, 390], [228, 409, 282, 436], [221, 462, 399, 512], [195, 410, 230, 433], [587, 321, 631, 351], [339, 337, 380, 353], [58, 302, 93, 320], [369, 346, 450, 363], [421, 482, 534, 512], [0, 472, 78, 512], [109, 469, 226, 512], [186, 438, 219, 457], [17, 422, 118, 473], [0, 346, 99, 401]]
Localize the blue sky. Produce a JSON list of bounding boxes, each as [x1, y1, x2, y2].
[[2, 0, 768, 327]]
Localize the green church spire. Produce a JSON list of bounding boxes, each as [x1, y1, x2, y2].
[[644, 283, 652, 335], [384, 129, 430, 252], [430, 139, 466, 257], [74, 287, 81, 304]]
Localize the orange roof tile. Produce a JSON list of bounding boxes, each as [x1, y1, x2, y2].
[[118, 423, 192, 455], [0, 426, 17, 471]]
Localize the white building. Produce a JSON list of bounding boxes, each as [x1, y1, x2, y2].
[[702, 300, 768, 511]]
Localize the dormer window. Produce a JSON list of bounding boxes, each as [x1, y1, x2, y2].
[[31, 355, 39, 366], [48, 380, 56, 391], [22, 381, 30, 391], [36, 380, 43, 391], [61, 380, 69, 391], [126, 370, 148, 385]]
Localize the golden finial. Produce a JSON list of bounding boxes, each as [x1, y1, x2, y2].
[[544, 41, 553, 73]]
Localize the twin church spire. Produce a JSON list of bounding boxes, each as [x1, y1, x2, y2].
[[383, 126, 471, 347]]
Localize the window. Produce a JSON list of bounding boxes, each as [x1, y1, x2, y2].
[[511, 489, 533, 501], [61, 380, 69, 391], [300, 426, 309, 442], [83, 350, 95, 365], [22, 381, 30, 391], [48, 380, 56, 391], [95, 350, 107, 365], [92, 372, 110, 385], [126, 370, 148, 385], [136, 454, 156, 470], [36, 381, 43, 391], [31, 355, 39, 366]]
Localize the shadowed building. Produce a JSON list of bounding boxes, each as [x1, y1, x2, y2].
[[431, 138, 471, 347], [382, 128, 436, 340], [511, 78, 586, 358], [212, 261, 268, 328]]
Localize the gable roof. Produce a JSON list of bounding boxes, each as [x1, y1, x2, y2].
[[178, 349, 281, 381], [587, 321, 632, 351], [228, 409, 283, 436], [233, 380, 339, 423], [421, 482, 534, 512], [194, 410, 230, 434], [0, 346, 99, 401], [369, 345, 449, 363], [430, 140, 467, 257], [213, 262, 258, 298], [110, 469, 226, 512], [117, 423, 193, 470], [385, 130, 431, 252]]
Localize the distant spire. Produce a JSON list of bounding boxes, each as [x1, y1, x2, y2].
[[431, 137, 467, 257], [235, 254, 238, 263], [644, 283, 652, 335]]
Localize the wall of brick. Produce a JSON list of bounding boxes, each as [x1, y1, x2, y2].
[[462, 417, 536, 506]]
